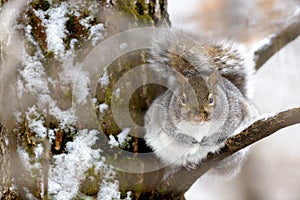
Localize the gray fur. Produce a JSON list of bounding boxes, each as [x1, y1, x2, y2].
[[144, 28, 257, 178]]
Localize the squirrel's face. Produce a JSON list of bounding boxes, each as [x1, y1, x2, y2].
[[178, 89, 216, 126], [173, 72, 221, 125]]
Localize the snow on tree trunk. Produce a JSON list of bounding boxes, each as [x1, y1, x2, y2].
[[0, 0, 174, 199]]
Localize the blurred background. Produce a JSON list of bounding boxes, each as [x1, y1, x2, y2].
[[168, 0, 300, 199]]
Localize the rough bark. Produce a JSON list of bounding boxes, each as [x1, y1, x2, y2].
[[0, 0, 171, 199]]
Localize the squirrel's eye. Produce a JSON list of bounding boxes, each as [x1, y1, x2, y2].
[[181, 94, 187, 105], [208, 94, 214, 105]]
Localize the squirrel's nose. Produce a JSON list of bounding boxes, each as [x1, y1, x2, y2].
[[194, 110, 204, 123], [193, 110, 209, 122]]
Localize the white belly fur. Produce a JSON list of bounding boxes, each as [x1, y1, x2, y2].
[[145, 121, 222, 167]]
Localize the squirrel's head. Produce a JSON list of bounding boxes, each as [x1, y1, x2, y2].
[[177, 71, 221, 125]]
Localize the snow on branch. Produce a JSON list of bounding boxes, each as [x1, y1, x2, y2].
[[160, 107, 300, 196], [253, 10, 300, 70]]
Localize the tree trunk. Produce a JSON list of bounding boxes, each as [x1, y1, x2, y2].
[[0, 0, 175, 199], [95, 1, 182, 199]]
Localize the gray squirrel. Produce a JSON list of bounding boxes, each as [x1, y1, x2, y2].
[[144, 28, 257, 178]]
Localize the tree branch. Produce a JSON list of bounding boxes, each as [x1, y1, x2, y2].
[[253, 10, 300, 70], [160, 107, 300, 196]]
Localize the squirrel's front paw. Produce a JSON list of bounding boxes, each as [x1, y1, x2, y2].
[[199, 135, 227, 146], [199, 137, 212, 146], [174, 133, 199, 145]]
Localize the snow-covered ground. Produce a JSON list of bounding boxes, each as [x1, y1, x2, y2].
[[168, 0, 300, 199]]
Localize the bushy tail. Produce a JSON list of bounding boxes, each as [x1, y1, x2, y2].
[[147, 28, 254, 98]]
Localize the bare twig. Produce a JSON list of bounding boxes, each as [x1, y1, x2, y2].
[[253, 11, 300, 70], [160, 107, 300, 196]]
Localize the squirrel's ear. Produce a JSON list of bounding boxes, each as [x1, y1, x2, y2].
[[208, 71, 219, 85], [207, 71, 223, 92]]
